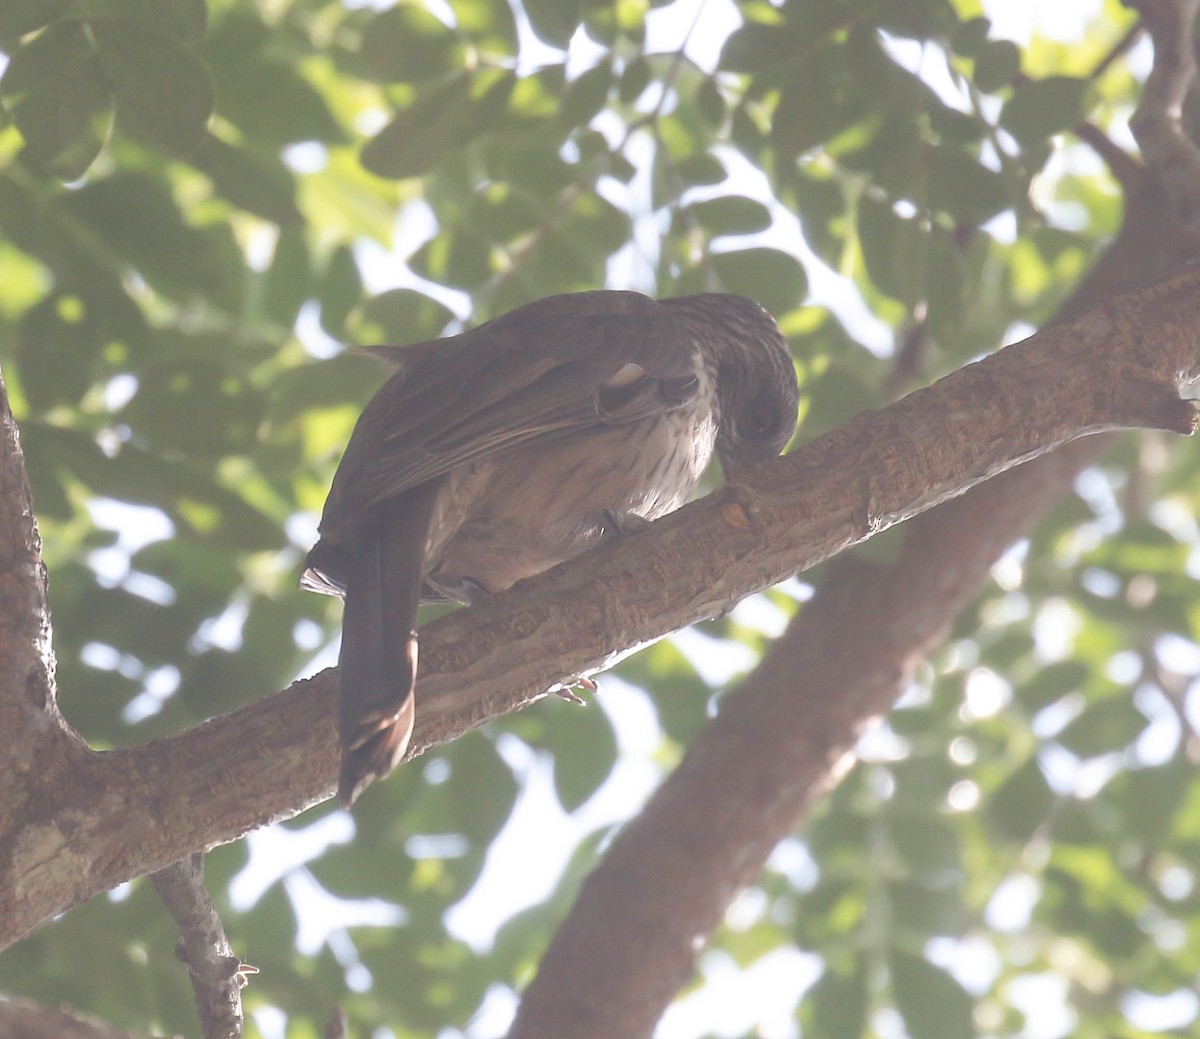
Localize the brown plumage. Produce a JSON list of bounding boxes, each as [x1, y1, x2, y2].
[[302, 290, 799, 806]]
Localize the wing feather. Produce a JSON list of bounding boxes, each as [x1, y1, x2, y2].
[[317, 291, 699, 540]]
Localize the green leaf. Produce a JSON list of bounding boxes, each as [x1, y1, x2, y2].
[[358, 4, 466, 82], [857, 195, 925, 305], [523, 0, 581, 47], [410, 226, 493, 286], [453, 0, 518, 54], [0, 21, 112, 179], [889, 815, 961, 876], [265, 355, 387, 429], [122, 361, 264, 458], [547, 699, 617, 812], [559, 60, 612, 128], [973, 38, 1022, 92], [986, 756, 1054, 843], [710, 247, 807, 316], [890, 880, 972, 937], [1000, 76, 1088, 146], [190, 131, 301, 226], [875, 0, 958, 39], [928, 147, 1009, 223], [688, 196, 773, 237], [16, 294, 103, 409], [618, 55, 651, 105], [949, 17, 991, 58], [362, 70, 516, 179], [771, 60, 864, 158], [354, 289, 454, 346], [1056, 698, 1148, 758], [1114, 758, 1194, 843], [890, 949, 975, 1039], [0, 0, 74, 38], [62, 172, 230, 304], [1016, 661, 1089, 712], [319, 245, 364, 340], [675, 153, 726, 186], [77, 0, 207, 42], [91, 19, 214, 156], [201, 14, 345, 146], [807, 963, 868, 1039], [263, 228, 313, 328], [925, 228, 966, 341], [721, 19, 797, 73]]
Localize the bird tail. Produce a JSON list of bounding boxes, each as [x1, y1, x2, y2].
[[337, 482, 441, 807]]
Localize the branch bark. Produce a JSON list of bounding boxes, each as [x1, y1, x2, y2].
[[505, 4, 1200, 1032], [4, 265, 1200, 951], [508, 441, 1098, 1038], [151, 854, 254, 1039]]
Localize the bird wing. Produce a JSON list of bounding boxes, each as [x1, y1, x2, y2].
[[317, 291, 700, 541]]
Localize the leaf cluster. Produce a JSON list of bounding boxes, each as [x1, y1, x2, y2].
[[1, 1, 1195, 1037]]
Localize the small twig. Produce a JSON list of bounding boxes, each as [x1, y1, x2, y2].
[[1090, 19, 1145, 81], [150, 854, 256, 1039], [884, 306, 929, 398], [1069, 16, 1148, 188], [325, 1007, 349, 1039], [1126, 0, 1200, 233], [1075, 121, 1144, 189]]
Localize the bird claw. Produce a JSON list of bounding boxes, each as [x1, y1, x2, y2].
[[425, 573, 492, 606], [552, 675, 598, 705], [603, 508, 653, 537], [460, 578, 492, 605]]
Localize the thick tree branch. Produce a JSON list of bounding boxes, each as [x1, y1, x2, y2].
[[1128, 0, 1200, 228], [0, 370, 82, 829], [507, 441, 1099, 1039], [4, 266, 1200, 950], [507, 7, 1200, 1030]]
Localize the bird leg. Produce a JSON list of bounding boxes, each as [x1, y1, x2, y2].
[[602, 508, 654, 537]]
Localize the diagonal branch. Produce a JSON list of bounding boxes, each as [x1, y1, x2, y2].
[[506, 4, 1200, 1031], [3, 263, 1200, 951], [1127, 0, 1200, 224], [0, 369, 82, 833], [507, 439, 1100, 1038]]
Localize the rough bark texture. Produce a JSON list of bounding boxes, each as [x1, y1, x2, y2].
[[4, 265, 1200, 951], [508, 443, 1099, 1038], [151, 854, 251, 1039], [504, 3, 1200, 1030]]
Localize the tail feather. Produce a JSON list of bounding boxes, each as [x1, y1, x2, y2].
[[336, 482, 441, 807]]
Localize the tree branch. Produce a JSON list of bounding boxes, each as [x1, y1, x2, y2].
[[506, 5, 1200, 1030], [1128, 0, 1200, 228], [4, 264, 1200, 951], [151, 853, 255, 1039], [0, 369, 83, 835], [507, 440, 1099, 1038]]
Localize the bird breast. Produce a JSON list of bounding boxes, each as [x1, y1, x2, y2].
[[424, 361, 719, 597]]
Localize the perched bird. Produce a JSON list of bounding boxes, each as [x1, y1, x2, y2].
[[303, 290, 799, 806]]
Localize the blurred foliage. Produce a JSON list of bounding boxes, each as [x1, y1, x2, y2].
[[1, 0, 1198, 1037]]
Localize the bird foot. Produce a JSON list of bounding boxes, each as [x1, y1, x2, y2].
[[603, 508, 653, 537], [551, 675, 598, 705], [425, 573, 493, 606]]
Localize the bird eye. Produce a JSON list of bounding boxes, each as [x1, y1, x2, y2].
[[741, 399, 777, 437]]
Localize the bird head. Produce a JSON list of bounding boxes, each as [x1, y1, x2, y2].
[[664, 293, 800, 474]]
